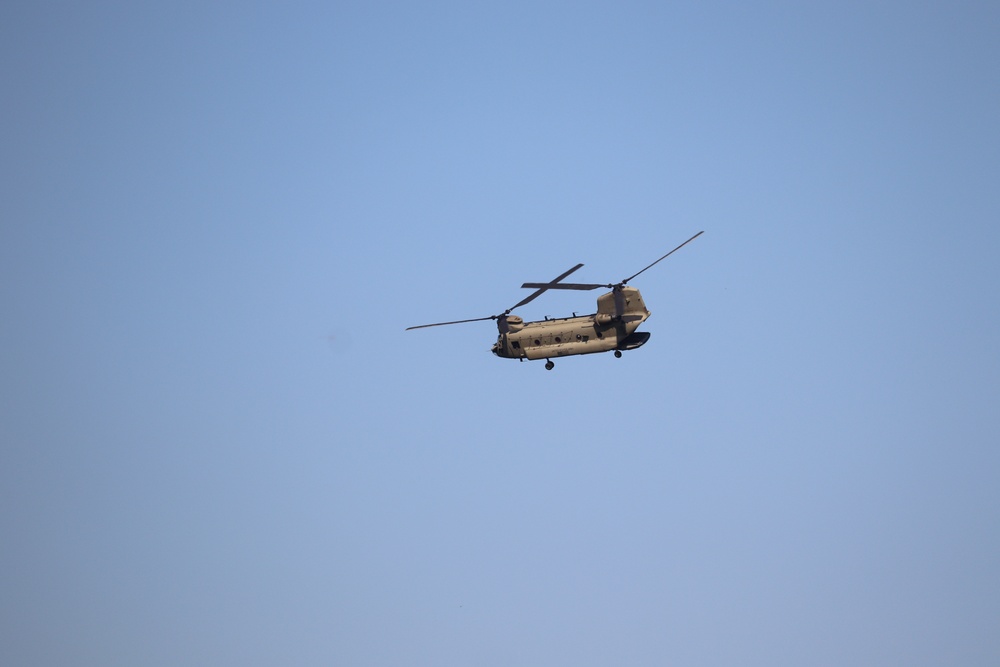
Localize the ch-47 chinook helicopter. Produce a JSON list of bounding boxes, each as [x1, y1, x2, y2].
[[406, 231, 703, 370]]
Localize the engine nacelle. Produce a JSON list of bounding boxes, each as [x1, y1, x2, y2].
[[594, 313, 613, 326]]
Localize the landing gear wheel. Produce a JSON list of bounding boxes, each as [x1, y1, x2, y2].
[[545, 360, 555, 371], [614, 350, 623, 358]]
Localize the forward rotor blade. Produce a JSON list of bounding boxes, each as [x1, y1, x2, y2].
[[405, 315, 496, 331], [509, 263, 585, 310], [520, 282, 607, 290], [621, 230, 704, 284]]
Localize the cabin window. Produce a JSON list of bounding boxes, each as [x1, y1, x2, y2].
[[554, 337, 561, 343], [511, 340, 520, 350], [533, 339, 540, 346]]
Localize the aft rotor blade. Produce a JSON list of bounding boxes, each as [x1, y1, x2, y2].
[[622, 230, 704, 284], [406, 315, 496, 331], [520, 282, 607, 291], [509, 263, 585, 310]]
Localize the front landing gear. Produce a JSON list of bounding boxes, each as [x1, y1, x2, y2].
[[614, 350, 623, 358], [545, 359, 555, 371]]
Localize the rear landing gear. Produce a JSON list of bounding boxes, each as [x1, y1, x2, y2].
[[545, 359, 555, 370], [614, 350, 623, 358]]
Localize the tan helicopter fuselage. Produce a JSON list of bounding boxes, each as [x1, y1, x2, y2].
[[492, 286, 651, 360]]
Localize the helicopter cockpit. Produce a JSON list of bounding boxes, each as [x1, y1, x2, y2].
[[491, 332, 524, 358]]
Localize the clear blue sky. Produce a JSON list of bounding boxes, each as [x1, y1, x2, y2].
[[3, 2, 999, 665]]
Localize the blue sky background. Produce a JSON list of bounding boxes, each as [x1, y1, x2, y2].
[[2, 2, 999, 665]]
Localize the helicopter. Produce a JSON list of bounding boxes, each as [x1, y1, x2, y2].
[[406, 231, 703, 370]]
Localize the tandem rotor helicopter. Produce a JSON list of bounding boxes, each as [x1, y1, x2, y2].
[[406, 231, 703, 370]]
